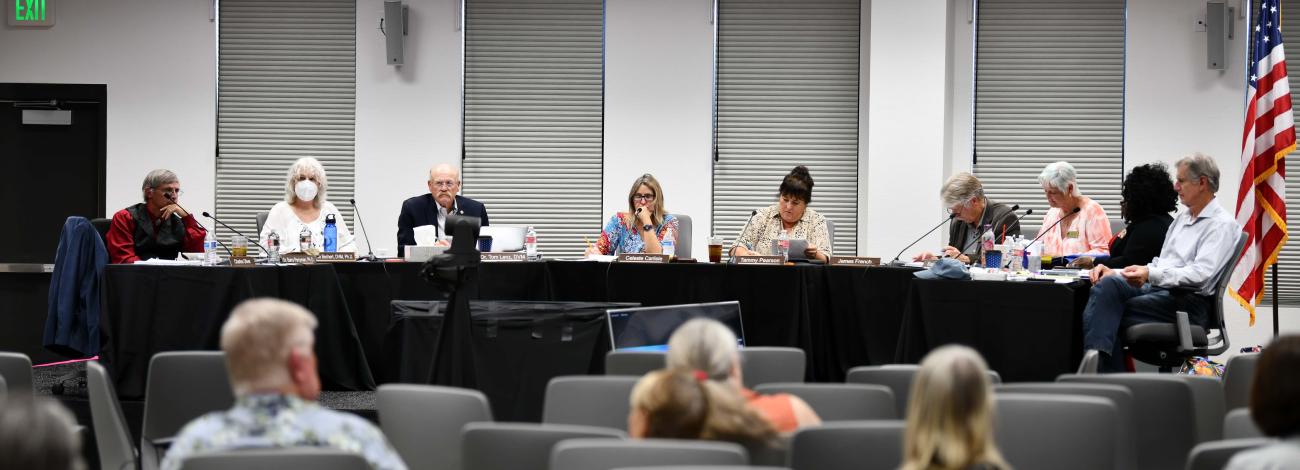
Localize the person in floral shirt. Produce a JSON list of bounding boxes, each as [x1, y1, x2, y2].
[[589, 173, 680, 255], [161, 299, 406, 470]]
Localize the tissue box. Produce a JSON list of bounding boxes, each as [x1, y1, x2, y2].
[[404, 245, 448, 263]]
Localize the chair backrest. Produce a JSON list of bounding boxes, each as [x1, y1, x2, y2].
[[255, 212, 269, 238], [1181, 375, 1227, 442], [996, 382, 1137, 470], [0, 352, 34, 394], [142, 352, 235, 441], [754, 383, 895, 421], [0, 374, 6, 397], [1185, 438, 1275, 470], [1077, 349, 1100, 374], [87, 362, 137, 470], [1223, 353, 1259, 411], [544, 376, 639, 431], [825, 218, 836, 250], [606, 350, 666, 376], [462, 422, 625, 470], [1223, 408, 1264, 439], [615, 467, 790, 470], [788, 420, 904, 470], [1059, 373, 1198, 469], [550, 438, 748, 470], [846, 365, 1001, 418], [1110, 218, 1126, 236], [670, 214, 693, 259], [994, 394, 1119, 470], [177, 448, 371, 470], [1206, 232, 1250, 354], [741, 347, 805, 388], [377, 383, 492, 470], [90, 218, 112, 245]]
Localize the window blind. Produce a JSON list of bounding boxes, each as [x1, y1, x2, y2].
[[462, 0, 604, 258], [712, 0, 861, 256], [973, 0, 1125, 234], [215, 0, 357, 247]]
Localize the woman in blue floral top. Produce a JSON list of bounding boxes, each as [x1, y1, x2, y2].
[[589, 173, 680, 255]]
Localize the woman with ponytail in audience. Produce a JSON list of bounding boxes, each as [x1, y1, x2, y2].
[[901, 345, 1010, 470], [660, 318, 820, 432], [628, 368, 779, 455]]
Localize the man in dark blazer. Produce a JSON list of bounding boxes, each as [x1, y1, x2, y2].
[[397, 164, 489, 256]]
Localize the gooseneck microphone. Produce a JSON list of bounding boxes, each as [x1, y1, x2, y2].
[[889, 213, 957, 266], [202, 212, 269, 255], [349, 198, 379, 261], [1027, 206, 1081, 246], [952, 204, 1023, 260], [728, 210, 760, 259]]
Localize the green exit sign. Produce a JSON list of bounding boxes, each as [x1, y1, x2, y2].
[[8, 0, 54, 27]]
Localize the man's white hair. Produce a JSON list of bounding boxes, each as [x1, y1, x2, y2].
[[220, 298, 318, 395]]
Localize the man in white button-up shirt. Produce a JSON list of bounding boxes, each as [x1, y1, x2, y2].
[[1082, 153, 1241, 372]]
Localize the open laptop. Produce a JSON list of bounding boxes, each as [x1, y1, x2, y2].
[[606, 301, 746, 352]]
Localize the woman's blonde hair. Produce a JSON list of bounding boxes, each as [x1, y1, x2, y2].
[[625, 173, 667, 229], [666, 318, 739, 381], [902, 345, 1009, 470], [630, 369, 777, 447], [284, 157, 328, 207]]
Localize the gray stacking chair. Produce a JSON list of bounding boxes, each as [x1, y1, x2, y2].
[[543, 376, 639, 431], [754, 383, 896, 420], [1224, 408, 1264, 439], [846, 364, 1001, 417], [996, 382, 1137, 470], [788, 420, 905, 470], [1077, 349, 1101, 374], [378, 384, 492, 470], [1186, 438, 1275, 470], [0, 375, 6, 397], [550, 438, 748, 470], [178, 448, 370, 470], [1223, 353, 1259, 411], [740, 347, 806, 388], [994, 394, 1119, 470], [141, 351, 235, 470], [461, 422, 625, 470], [1181, 375, 1227, 442], [1059, 373, 1199, 469], [606, 350, 666, 376], [0, 351, 34, 393], [87, 361, 138, 470]]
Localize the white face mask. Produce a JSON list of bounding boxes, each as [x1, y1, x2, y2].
[[295, 180, 319, 202]]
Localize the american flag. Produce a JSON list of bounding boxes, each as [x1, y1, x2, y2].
[[1231, 0, 1294, 324]]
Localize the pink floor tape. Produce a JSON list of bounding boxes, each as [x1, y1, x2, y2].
[[33, 356, 98, 368]]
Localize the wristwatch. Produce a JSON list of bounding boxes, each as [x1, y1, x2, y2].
[[643, 223, 654, 231]]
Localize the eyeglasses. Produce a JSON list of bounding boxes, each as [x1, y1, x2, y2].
[[154, 188, 183, 198], [632, 193, 656, 202], [431, 180, 458, 189]]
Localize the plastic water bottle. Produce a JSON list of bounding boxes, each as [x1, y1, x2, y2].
[[299, 224, 312, 252], [1027, 240, 1043, 274], [525, 226, 538, 260], [777, 230, 790, 261], [662, 231, 676, 258], [323, 214, 337, 252], [267, 230, 280, 264], [203, 231, 218, 266]]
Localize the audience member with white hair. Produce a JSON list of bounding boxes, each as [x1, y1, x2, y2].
[[661, 318, 820, 432], [901, 345, 1009, 470], [258, 157, 356, 255], [160, 298, 405, 470], [1035, 161, 1112, 257]]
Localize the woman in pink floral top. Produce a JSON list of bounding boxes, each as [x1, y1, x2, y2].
[[1035, 161, 1112, 256], [588, 173, 680, 255]]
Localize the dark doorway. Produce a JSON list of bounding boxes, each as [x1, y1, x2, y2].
[[0, 83, 106, 263]]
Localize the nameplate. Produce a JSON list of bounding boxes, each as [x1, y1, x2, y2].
[[279, 253, 315, 264], [481, 252, 527, 262], [734, 255, 785, 265], [316, 252, 356, 263], [829, 256, 881, 267], [229, 256, 257, 267], [618, 253, 670, 264]]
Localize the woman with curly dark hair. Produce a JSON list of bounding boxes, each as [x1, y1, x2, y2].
[[1072, 163, 1177, 269]]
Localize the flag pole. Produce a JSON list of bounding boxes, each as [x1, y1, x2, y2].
[[1274, 263, 1280, 338]]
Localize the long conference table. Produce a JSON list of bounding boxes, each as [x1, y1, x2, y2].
[[99, 260, 1089, 421]]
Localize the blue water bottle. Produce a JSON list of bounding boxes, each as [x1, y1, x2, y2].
[[323, 214, 337, 252]]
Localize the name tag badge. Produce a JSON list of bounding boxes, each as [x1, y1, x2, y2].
[[1066, 230, 1080, 239]]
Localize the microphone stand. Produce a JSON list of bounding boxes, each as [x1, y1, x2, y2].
[[888, 213, 957, 266], [1013, 206, 1081, 268], [951, 204, 1023, 264], [202, 211, 269, 256], [727, 210, 760, 262], [350, 198, 379, 261]]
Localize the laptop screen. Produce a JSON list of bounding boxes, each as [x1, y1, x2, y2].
[[606, 301, 745, 351]]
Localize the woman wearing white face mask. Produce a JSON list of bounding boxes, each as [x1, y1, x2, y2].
[[259, 157, 355, 254]]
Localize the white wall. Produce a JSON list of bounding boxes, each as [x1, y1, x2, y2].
[[354, 0, 463, 256], [604, 0, 715, 255], [0, 0, 216, 220], [864, 0, 951, 258]]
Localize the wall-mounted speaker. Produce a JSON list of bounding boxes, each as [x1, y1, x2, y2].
[[385, 1, 408, 65], [1207, 1, 1229, 70]]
